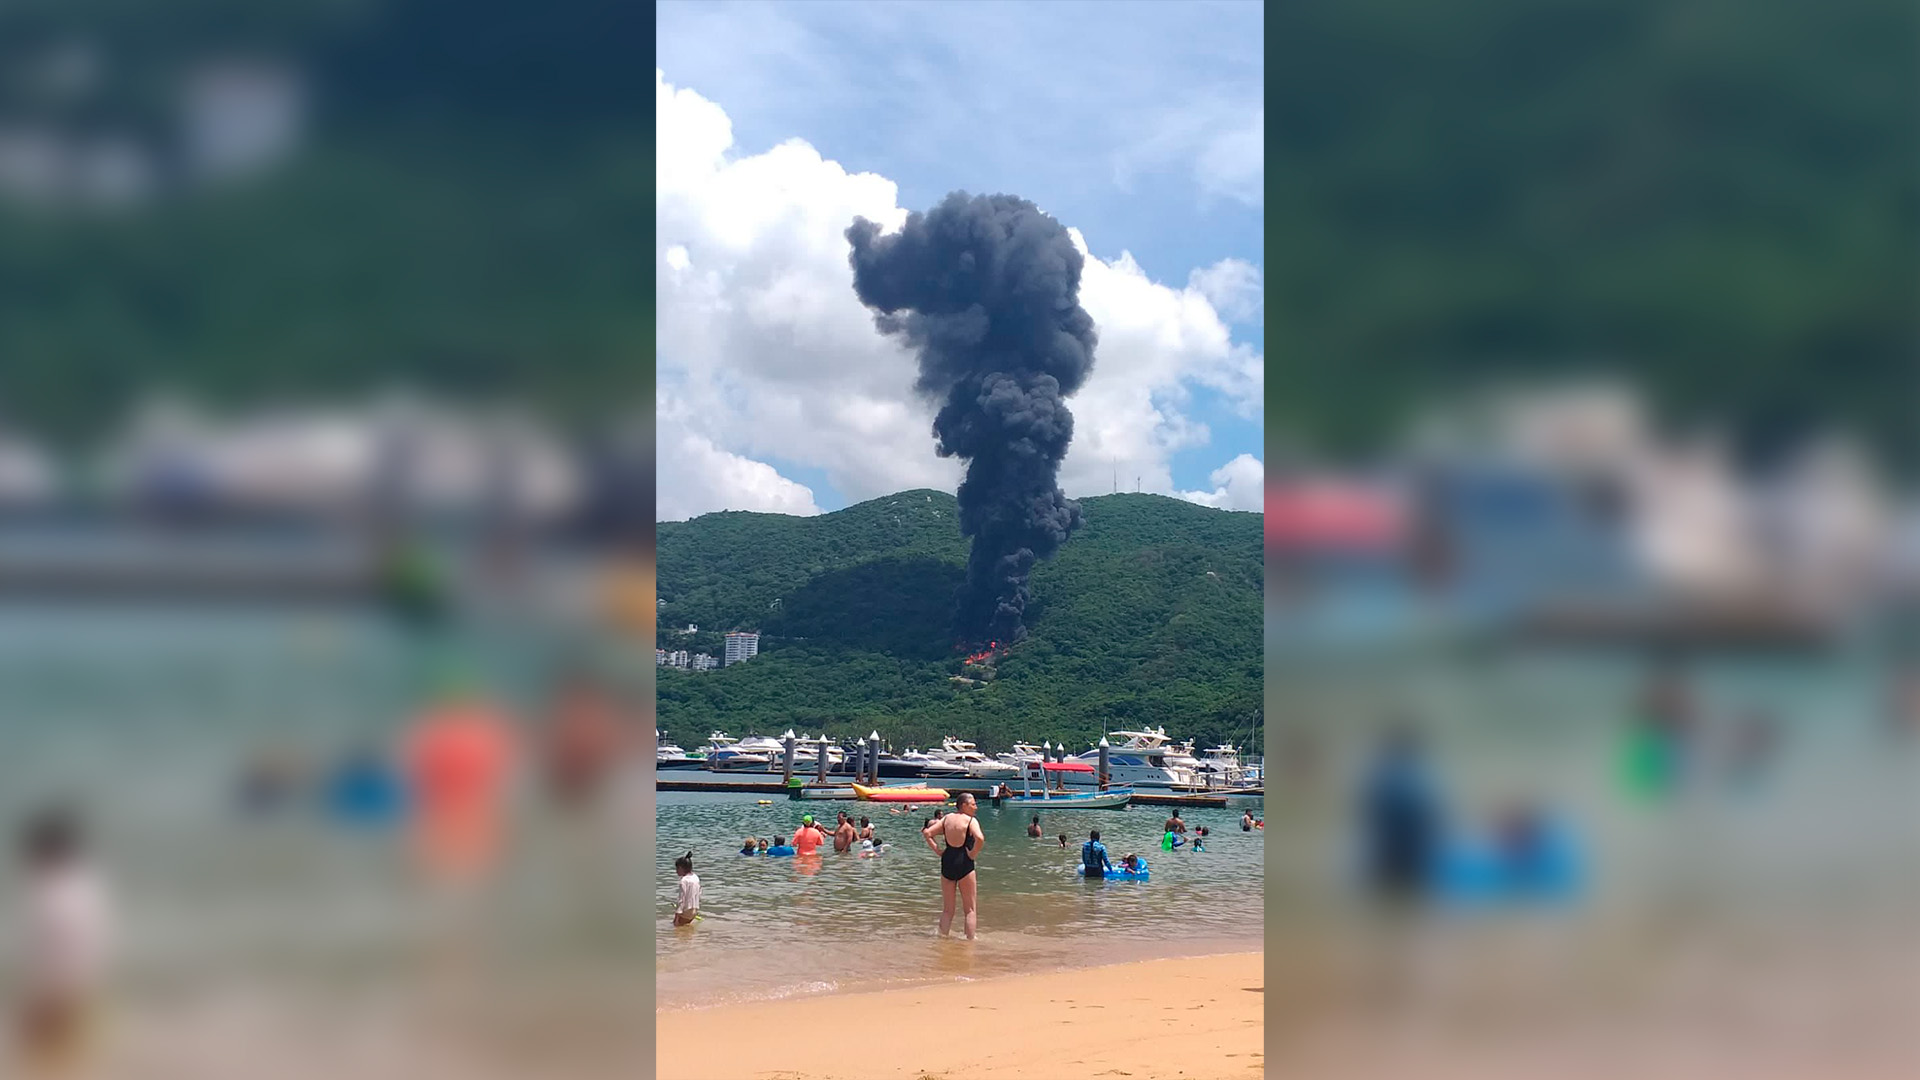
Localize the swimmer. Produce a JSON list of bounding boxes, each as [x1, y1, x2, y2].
[[672, 851, 700, 926], [858, 816, 875, 842], [768, 838, 796, 856], [858, 838, 875, 856], [14, 807, 110, 1075], [757, 837, 770, 853], [1163, 809, 1186, 834], [1119, 853, 1142, 873], [740, 837, 759, 856], [1192, 827, 1207, 853], [1241, 809, 1256, 832], [1058, 833, 1069, 848], [1027, 815, 1043, 838]]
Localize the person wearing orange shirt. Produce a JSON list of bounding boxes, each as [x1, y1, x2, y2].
[[403, 684, 518, 886], [790, 816, 827, 856]]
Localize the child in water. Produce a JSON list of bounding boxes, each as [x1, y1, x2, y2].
[[756, 837, 770, 854], [1192, 827, 1208, 852], [1119, 853, 1142, 873], [14, 808, 111, 1074], [1058, 833, 1069, 848], [673, 851, 701, 926]]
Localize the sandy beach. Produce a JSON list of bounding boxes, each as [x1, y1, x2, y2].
[[656, 951, 1265, 1080]]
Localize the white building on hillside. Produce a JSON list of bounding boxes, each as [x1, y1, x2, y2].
[[724, 631, 760, 666]]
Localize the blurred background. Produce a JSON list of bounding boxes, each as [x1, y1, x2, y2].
[[0, 2, 654, 1077], [1263, 2, 1917, 1077]]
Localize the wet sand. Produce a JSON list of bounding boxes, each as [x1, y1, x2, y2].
[[656, 951, 1265, 1080]]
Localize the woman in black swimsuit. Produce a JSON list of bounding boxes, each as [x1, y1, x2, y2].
[[922, 792, 985, 940]]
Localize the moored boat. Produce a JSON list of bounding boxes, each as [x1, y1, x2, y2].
[[934, 736, 1020, 780], [1006, 760, 1134, 808]]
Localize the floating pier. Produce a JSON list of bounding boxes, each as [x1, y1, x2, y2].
[[1129, 792, 1230, 808], [657, 775, 1239, 808]]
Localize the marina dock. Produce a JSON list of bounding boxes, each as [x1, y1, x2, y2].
[[657, 775, 1247, 808], [1129, 792, 1231, 808]]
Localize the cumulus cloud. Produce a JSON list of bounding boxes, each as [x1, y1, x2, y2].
[[1188, 258, 1264, 326], [656, 70, 1262, 519], [1178, 454, 1265, 512], [656, 414, 822, 520]]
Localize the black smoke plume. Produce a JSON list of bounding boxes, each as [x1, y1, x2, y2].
[[847, 191, 1097, 645]]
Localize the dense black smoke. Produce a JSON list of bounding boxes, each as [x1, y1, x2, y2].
[[847, 192, 1097, 645]]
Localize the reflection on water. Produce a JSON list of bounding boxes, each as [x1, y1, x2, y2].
[[654, 794, 1265, 1008]]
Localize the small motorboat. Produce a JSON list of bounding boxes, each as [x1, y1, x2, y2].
[[852, 783, 949, 803]]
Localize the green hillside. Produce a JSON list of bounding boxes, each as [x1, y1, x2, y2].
[[655, 491, 1263, 756]]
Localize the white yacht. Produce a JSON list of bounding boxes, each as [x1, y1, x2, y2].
[[894, 749, 972, 778], [701, 731, 772, 770], [1192, 742, 1258, 788], [789, 734, 848, 769], [1066, 727, 1200, 789], [935, 736, 1020, 779], [656, 730, 704, 770], [996, 741, 1047, 768]]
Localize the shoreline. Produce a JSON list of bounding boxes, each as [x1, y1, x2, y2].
[[657, 936, 1263, 1014], [656, 950, 1264, 1080]]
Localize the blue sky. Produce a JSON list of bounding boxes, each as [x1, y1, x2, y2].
[[655, 0, 1265, 517]]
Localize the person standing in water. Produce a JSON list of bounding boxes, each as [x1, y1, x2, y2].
[[540, 671, 628, 812], [1027, 815, 1043, 838], [13, 807, 111, 1076], [922, 792, 984, 940], [1081, 829, 1113, 876], [672, 851, 700, 927], [832, 812, 857, 854], [1358, 724, 1443, 908], [791, 815, 826, 856], [1163, 810, 1186, 835], [403, 680, 518, 886]]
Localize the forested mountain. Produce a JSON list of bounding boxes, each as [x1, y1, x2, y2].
[[655, 491, 1263, 756]]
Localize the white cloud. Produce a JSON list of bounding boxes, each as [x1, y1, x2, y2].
[[656, 413, 822, 521], [1178, 454, 1265, 512], [656, 70, 1262, 518], [1188, 258, 1264, 326]]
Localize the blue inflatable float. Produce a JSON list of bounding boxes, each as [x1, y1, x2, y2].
[[1078, 857, 1150, 881], [323, 754, 407, 827], [1434, 822, 1583, 909]]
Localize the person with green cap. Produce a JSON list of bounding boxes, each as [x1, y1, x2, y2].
[[791, 814, 826, 856]]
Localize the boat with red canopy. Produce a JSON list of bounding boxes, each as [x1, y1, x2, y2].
[[1003, 760, 1133, 809]]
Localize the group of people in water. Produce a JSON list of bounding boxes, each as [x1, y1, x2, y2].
[[737, 811, 885, 859], [8, 672, 637, 1075], [233, 671, 635, 886]]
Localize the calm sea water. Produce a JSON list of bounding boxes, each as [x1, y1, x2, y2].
[[0, 603, 655, 1038], [654, 794, 1266, 1009]]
